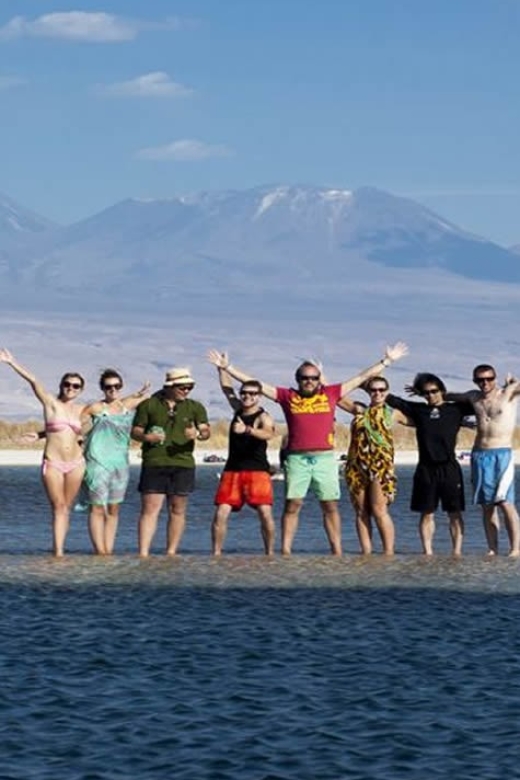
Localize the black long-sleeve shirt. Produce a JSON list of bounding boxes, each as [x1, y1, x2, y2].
[[386, 395, 474, 465]]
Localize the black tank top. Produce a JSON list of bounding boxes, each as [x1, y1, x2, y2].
[[224, 409, 270, 472]]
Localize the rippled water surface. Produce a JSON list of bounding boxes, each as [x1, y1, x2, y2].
[[1, 465, 520, 779]]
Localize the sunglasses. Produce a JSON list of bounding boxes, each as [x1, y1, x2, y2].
[[369, 387, 387, 393], [423, 388, 440, 396], [298, 375, 320, 382], [62, 381, 82, 390], [175, 384, 194, 391], [103, 383, 122, 391], [475, 376, 495, 384], [240, 390, 259, 397]]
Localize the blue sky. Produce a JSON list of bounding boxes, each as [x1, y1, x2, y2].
[[1, 0, 519, 245]]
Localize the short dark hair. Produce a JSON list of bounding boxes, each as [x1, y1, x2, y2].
[[240, 380, 262, 394], [472, 364, 496, 381], [412, 372, 446, 395], [295, 361, 321, 382], [99, 368, 123, 390]]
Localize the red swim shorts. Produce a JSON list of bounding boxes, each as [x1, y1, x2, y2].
[[214, 471, 273, 510]]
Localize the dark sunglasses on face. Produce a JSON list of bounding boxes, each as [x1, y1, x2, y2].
[[103, 383, 122, 391], [62, 382, 82, 390], [369, 387, 387, 393], [423, 388, 440, 396], [175, 384, 194, 391], [475, 376, 495, 384], [240, 390, 259, 397], [298, 375, 320, 382]]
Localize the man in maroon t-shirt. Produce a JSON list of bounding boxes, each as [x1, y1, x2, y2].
[[208, 344, 408, 555]]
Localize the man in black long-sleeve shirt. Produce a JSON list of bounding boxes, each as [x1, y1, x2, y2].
[[386, 373, 474, 555]]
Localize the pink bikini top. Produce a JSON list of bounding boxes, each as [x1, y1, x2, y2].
[[45, 419, 82, 435]]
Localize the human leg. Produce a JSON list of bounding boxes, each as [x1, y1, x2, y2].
[[104, 503, 120, 555], [164, 467, 195, 555], [282, 454, 312, 555], [166, 495, 189, 555], [212, 503, 233, 555], [498, 502, 520, 557], [482, 504, 499, 555], [439, 462, 465, 556], [42, 462, 84, 556], [88, 504, 108, 554], [320, 500, 342, 555], [447, 511, 464, 556], [281, 498, 304, 555], [412, 464, 441, 556], [419, 513, 436, 555], [349, 488, 372, 554], [368, 480, 395, 555], [256, 504, 275, 555], [312, 452, 341, 554], [138, 493, 165, 556]]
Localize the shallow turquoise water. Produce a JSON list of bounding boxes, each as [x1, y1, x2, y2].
[[0, 466, 519, 779]]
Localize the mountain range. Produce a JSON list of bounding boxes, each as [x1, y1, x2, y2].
[[1, 184, 519, 315], [1, 184, 519, 418]]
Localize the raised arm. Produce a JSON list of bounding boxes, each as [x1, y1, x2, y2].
[[502, 374, 520, 399], [122, 380, 152, 411], [444, 390, 476, 402], [336, 396, 363, 414], [0, 348, 51, 405], [339, 342, 409, 397], [207, 350, 277, 401], [211, 362, 241, 412]]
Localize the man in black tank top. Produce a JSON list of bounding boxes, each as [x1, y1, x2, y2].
[[211, 369, 276, 555]]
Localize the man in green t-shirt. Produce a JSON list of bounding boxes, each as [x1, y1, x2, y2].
[[132, 367, 210, 556]]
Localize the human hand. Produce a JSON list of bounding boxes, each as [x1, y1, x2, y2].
[[137, 380, 151, 397], [404, 383, 419, 397], [15, 431, 40, 444], [0, 347, 14, 364], [232, 417, 247, 435], [184, 421, 199, 440], [207, 350, 229, 369], [385, 342, 409, 363], [147, 427, 165, 444]]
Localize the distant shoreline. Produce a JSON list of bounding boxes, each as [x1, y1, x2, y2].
[[0, 448, 424, 467]]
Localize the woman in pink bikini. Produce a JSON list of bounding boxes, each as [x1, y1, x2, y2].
[[0, 348, 86, 556]]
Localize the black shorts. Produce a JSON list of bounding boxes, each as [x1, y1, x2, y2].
[[138, 466, 195, 496], [411, 461, 465, 513]]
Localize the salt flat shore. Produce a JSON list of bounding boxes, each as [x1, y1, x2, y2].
[[0, 448, 423, 467]]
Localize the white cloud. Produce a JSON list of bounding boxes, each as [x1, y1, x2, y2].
[[136, 139, 233, 162], [98, 71, 192, 98], [0, 74, 25, 90], [0, 12, 181, 43]]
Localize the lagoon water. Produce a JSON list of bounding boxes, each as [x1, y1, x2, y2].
[[1, 464, 520, 779]]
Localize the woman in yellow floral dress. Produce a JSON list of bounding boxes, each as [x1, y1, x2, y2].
[[340, 376, 409, 555]]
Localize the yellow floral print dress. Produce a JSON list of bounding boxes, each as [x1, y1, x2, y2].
[[345, 404, 396, 502]]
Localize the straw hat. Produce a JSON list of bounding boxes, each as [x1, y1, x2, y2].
[[163, 367, 195, 386]]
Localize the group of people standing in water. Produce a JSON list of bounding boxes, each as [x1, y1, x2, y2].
[[1, 343, 519, 558]]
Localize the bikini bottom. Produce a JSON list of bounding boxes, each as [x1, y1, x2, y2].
[[42, 457, 85, 476]]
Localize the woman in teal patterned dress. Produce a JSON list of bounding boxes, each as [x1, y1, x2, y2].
[[82, 370, 150, 554]]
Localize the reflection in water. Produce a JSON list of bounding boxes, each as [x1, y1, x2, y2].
[[0, 466, 519, 778]]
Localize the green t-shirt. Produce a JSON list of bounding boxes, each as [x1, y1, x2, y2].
[[133, 394, 209, 468]]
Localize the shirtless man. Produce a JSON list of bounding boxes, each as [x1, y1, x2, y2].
[[208, 343, 408, 555], [448, 364, 520, 556]]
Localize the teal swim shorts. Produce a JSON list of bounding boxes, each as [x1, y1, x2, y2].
[[284, 451, 340, 501]]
